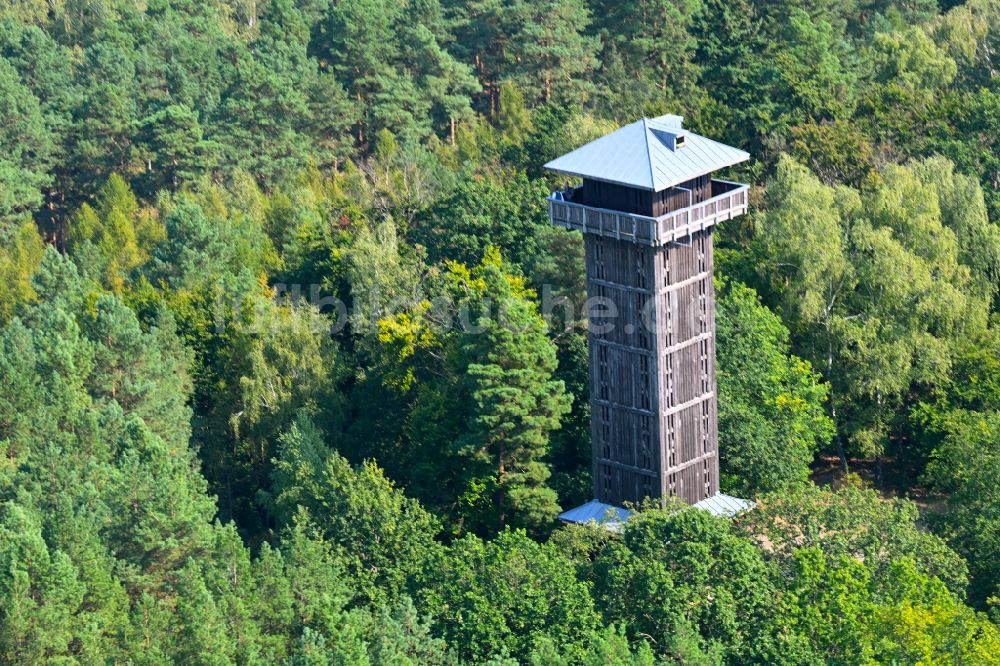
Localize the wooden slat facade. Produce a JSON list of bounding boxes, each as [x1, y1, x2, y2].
[[579, 175, 712, 217], [584, 229, 720, 507]]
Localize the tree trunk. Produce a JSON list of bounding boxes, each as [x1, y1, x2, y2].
[[450, 116, 456, 145], [874, 392, 885, 489], [58, 190, 66, 252], [356, 90, 364, 146], [826, 336, 848, 473], [497, 440, 506, 531], [830, 397, 849, 473]]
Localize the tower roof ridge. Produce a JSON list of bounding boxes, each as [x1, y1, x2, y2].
[[640, 117, 655, 195]]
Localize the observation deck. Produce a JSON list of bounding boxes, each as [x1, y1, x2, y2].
[[548, 178, 748, 246]]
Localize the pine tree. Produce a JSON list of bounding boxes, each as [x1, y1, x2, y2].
[[457, 249, 570, 531], [136, 104, 221, 193], [0, 56, 53, 233], [270, 416, 442, 606], [79, 293, 193, 447], [170, 563, 237, 665], [369, 596, 454, 665], [65, 39, 141, 202], [104, 417, 218, 594], [252, 516, 369, 663], [594, 0, 702, 108], [0, 218, 43, 323], [511, 0, 598, 104], [0, 503, 91, 662]]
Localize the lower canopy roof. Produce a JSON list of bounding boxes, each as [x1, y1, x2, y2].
[[693, 492, 756, 518], [558, 493, 754, 531], [558, 500, 634, 531]]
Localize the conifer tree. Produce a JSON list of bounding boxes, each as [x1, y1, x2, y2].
[[68, 174, 164, 291], [253, 517, 369, 663], [511, 0, 598, 104], [0, 56, 52, 232], [457, 249, 570, 531], [593, 0, 702, 108], [270, 415, 442, 605], [369, 596, 454, 665], [0, 503, 91, 663], [0, 218, 43, 323]]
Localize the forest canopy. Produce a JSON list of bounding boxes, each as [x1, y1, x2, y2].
[[1, 0, 1000, 663]]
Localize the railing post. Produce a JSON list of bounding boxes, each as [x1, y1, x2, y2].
[[548, 184, 748, 245]]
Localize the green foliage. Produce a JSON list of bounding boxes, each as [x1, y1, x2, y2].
[[510, 0, 599, 104], [458, 252, 571, 530], [368, 596, 455, 665], [529, 625, 656, 665], [271, 415, 443, 606], [197, 293, 338, 531], [0, 1, 998, 662], [347, 216, 426, 340], [69, 174, 164, 291], [776, 548, 879, 663], [218, 0, 357, 183], [775, 548, 1000, 664], [0, 217, 43, 323], [320, 0, 476, 145], [412, 172, 550, 270], [716, 280, 834, 496], [137, 104, 221, 193], [148, 188, 275, 291], [744, 480, 970, 597], [593, 506, 777, 663], [594, 0, 703, 112], [689, 0, 767, 148], [0, 502, 95, 663], [756, 155, 993, 469], [252, 517, 370, 664], [497, 81, 533, 144], [789, 119, 879, 187], [920, 409, 1000, 608], [874, 558, 1000, 665], [0, 55, 51, 231], [382, 251, 571, 534], [420, 529, 601, 663], [767, 8, 857, 131]]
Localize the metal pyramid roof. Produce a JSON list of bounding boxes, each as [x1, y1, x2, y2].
[[558, 500, 632, 531], [692, 493, 756, 518], [544, 115, 750, 192]]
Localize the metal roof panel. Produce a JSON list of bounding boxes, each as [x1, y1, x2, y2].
[[545, 115, 749, 191], [558, 500, 633, 531], [692, 493, 756, 518]]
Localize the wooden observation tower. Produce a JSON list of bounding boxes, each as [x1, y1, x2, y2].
[[546, 115, 752, 523]]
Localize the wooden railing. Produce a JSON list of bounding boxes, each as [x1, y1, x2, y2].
[[548, 179, 748, 246]]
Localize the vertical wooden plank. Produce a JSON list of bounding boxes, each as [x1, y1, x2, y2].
[[580, 197, 723, 506]]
